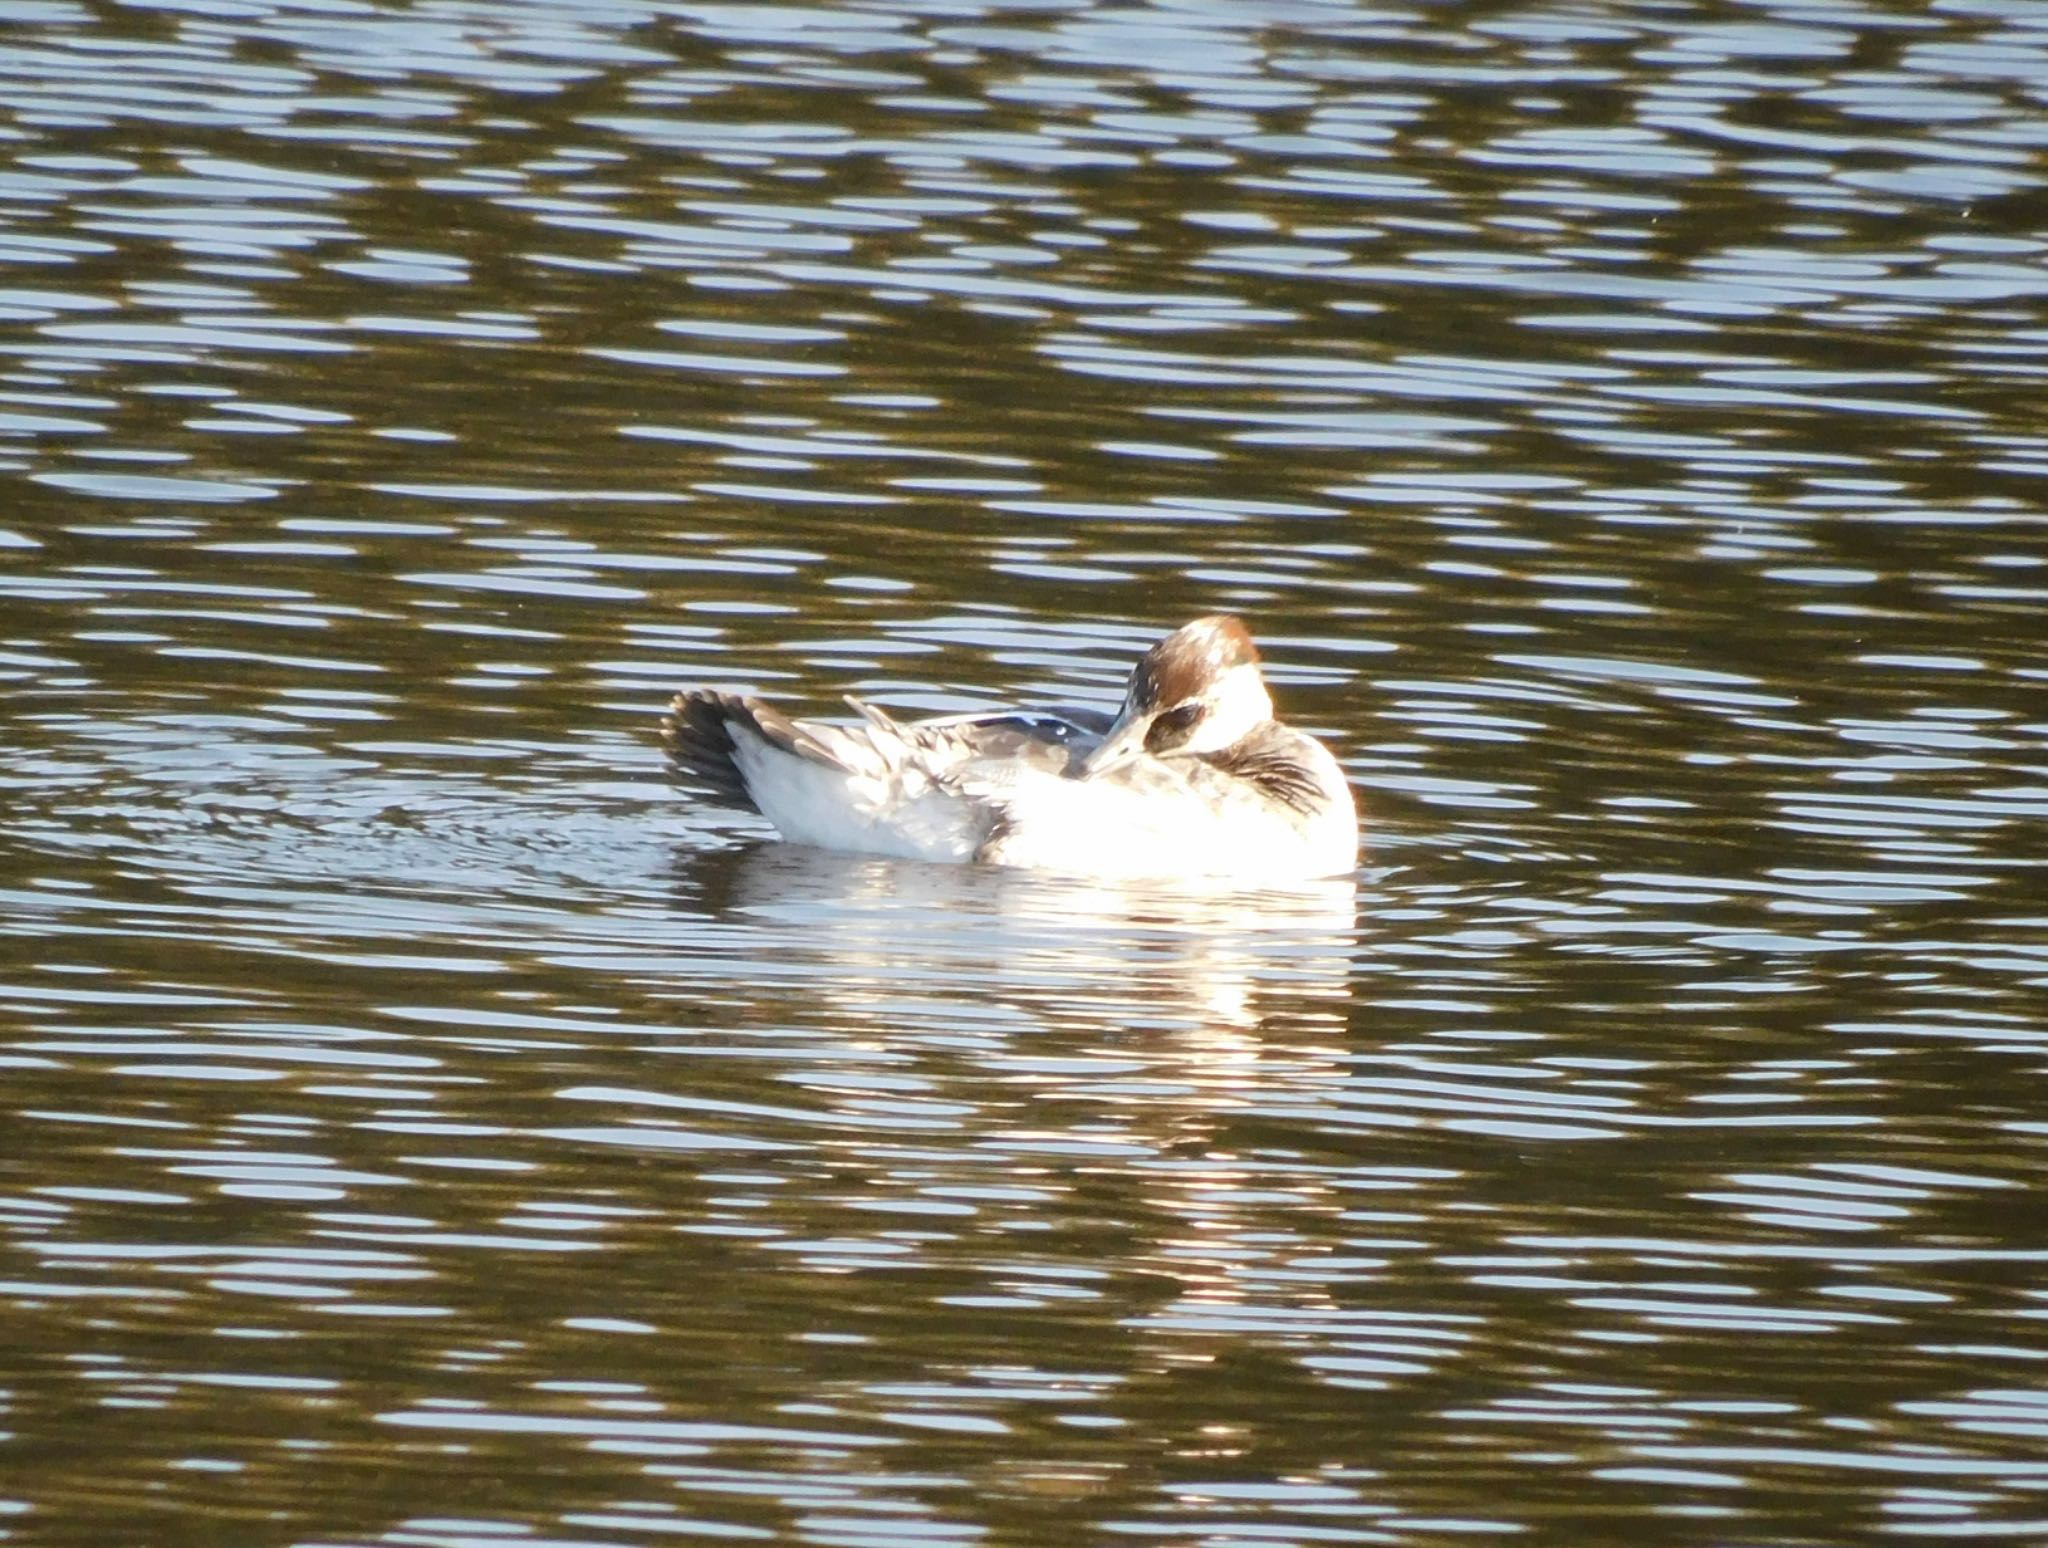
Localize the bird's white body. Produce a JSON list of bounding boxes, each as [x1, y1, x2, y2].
[[665, 617, 1358, 883]]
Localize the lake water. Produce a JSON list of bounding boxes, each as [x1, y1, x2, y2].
[[4, 2, 2047, 1544]]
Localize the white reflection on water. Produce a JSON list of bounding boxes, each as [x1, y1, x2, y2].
[[669, 841, 1358, 1044]]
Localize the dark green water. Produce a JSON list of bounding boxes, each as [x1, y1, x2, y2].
[[3, 2, 2046, 1545]]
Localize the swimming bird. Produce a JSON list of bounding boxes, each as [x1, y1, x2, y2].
[[662, 615, 1358, 881]]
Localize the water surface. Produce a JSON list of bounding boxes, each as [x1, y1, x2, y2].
[[4, 2, 2047, 1545]]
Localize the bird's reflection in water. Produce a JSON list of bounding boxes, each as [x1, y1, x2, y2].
[[667, 839, 1358, 1052], [668, 842, 1371, 1312]]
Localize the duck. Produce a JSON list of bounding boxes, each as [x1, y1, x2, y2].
[[661, 615, 1358, 882]]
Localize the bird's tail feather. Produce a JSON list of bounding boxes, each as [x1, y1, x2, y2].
[[663, 690, 860, 812]]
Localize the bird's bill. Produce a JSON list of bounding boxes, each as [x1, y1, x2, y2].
[[1075, 715, 1148, 778]]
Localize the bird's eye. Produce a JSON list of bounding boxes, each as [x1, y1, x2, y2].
[[1145, 701, 1205, 752]]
